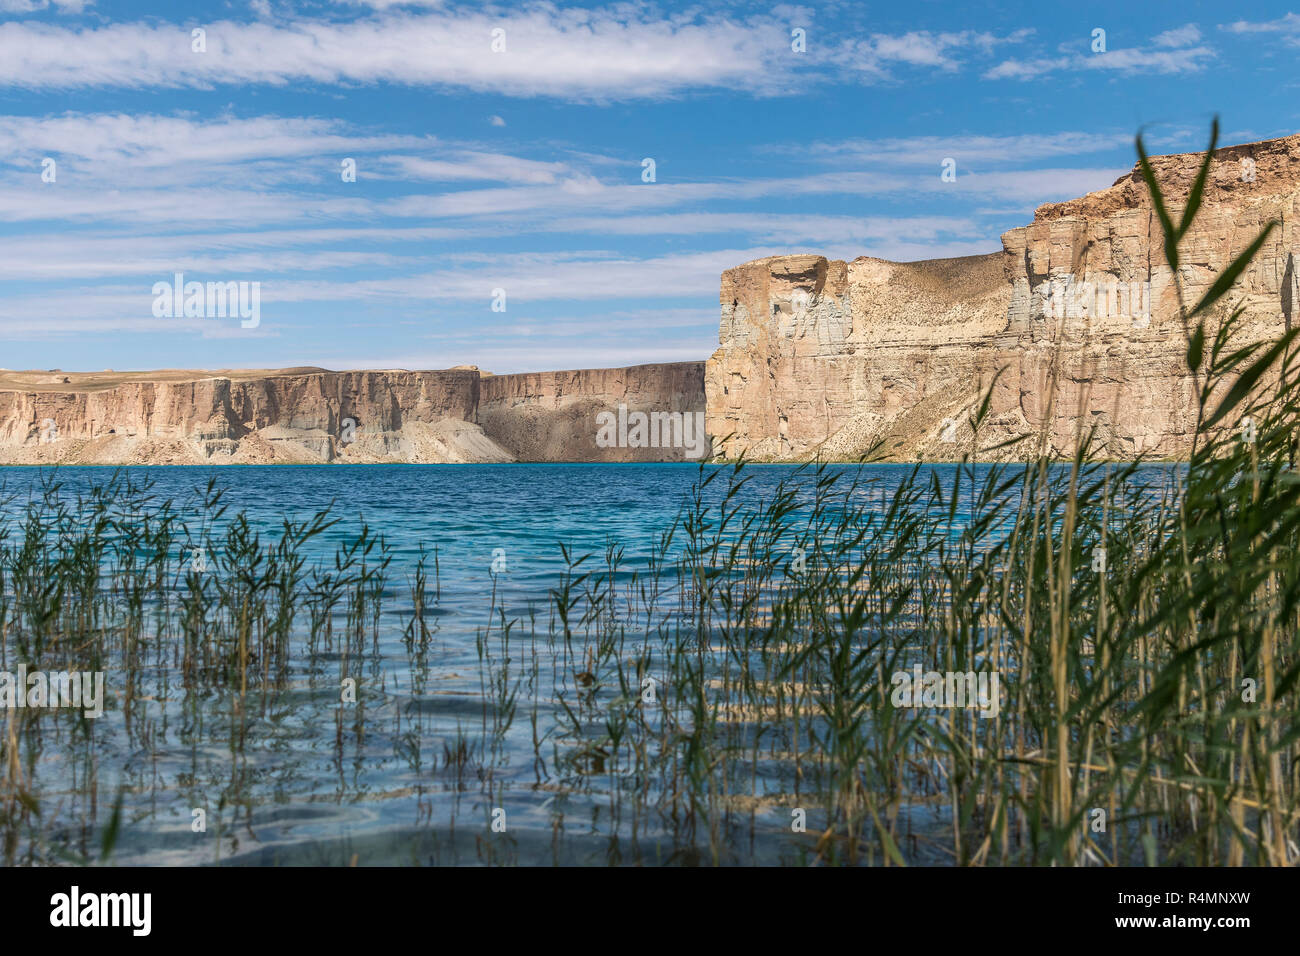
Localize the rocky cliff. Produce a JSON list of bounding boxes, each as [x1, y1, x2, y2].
[[0, 364, 705, 464], [480, 362, 708, 462], [707, 133, 1300, 461], [706, 252, 1012, 460]]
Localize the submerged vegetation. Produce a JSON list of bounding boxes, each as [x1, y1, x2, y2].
[[3, 121, 1299, 866]]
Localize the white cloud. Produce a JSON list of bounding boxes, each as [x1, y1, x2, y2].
[[0, 112, 605, 224], [935, 168, 1127, 203], [821, 27, 1032, 81], [0, 185, 371, 225], [0, 113, 426, 188], [262, 247, 766, 304], [0, 226, 496, 284], [330, 0, 450, 8], [0, 8, 1044, 99], [0, 248, 769, 343], [0, 9, 806, 99], [1221, 12, 1300, 34], [1153, 24, 1202, 47], [381, 151, 571, 184], [0, 0, 90, 13], [1220, 12, 1300, 45], [985, 48, 1213, 80], [985, 28, 1215, 79], [791, 131, 1146, 165], [541, 212, 985, 244], [871, 30, 1025, 69], [376, 163, 1124, 223]]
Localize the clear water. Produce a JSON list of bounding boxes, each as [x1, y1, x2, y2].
[[0, 463, 1179, 866]]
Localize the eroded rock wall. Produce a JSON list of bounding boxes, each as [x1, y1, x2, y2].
[[0, 362, 707, 465], [707, 133, 1300, 461], [0, 367, 507, 464], [479, 362, 708, 462], [706, 253, 1013, 459]]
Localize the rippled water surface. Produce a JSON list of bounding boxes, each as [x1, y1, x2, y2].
[[0, 463, 1178, 866]]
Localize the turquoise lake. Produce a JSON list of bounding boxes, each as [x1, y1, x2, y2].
[[0, 463, 1180, 866]]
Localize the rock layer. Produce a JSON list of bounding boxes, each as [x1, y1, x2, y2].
[[707, 133, 1300, 461], [479, 362, 708, 462], [0, 364, 705, 464]]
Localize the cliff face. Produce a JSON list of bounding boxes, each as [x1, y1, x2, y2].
[[479, 362, 708, 461], [708, 133, 1300, 461], [706, 253, 1011, 460], [0, 364, 705, 465]]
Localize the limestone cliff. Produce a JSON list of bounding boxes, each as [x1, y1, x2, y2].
[[0, 364, 705, 465], [706, 253, 1011, 460], [707, 133, 1300, 461], [479, 362, 707, 462]]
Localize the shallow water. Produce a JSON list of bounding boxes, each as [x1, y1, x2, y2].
[[0, 463, 1179, 866]]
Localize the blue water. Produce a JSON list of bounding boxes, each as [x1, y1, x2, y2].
[[0, 463, 1179, 866], [0, 462, 999, 608]]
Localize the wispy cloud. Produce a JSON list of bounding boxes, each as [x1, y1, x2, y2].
[[822, 27, 1032, 82], [984, 25, 1214, 80], [0, 7, 1042, 100], [1153, 24, 1203, 48], [0, 8, 808, 99], [0, 113, 427, 189], [1220, 12, 1300, 45], [0, 0, 90, 13], [541, 213, 985, 244], [786, 131, 1149, 165], [0, 185, 370, 225], [380, 152, 573, 185]]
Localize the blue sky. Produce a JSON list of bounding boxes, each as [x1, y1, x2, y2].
[[0, 0, 1297, 374]]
